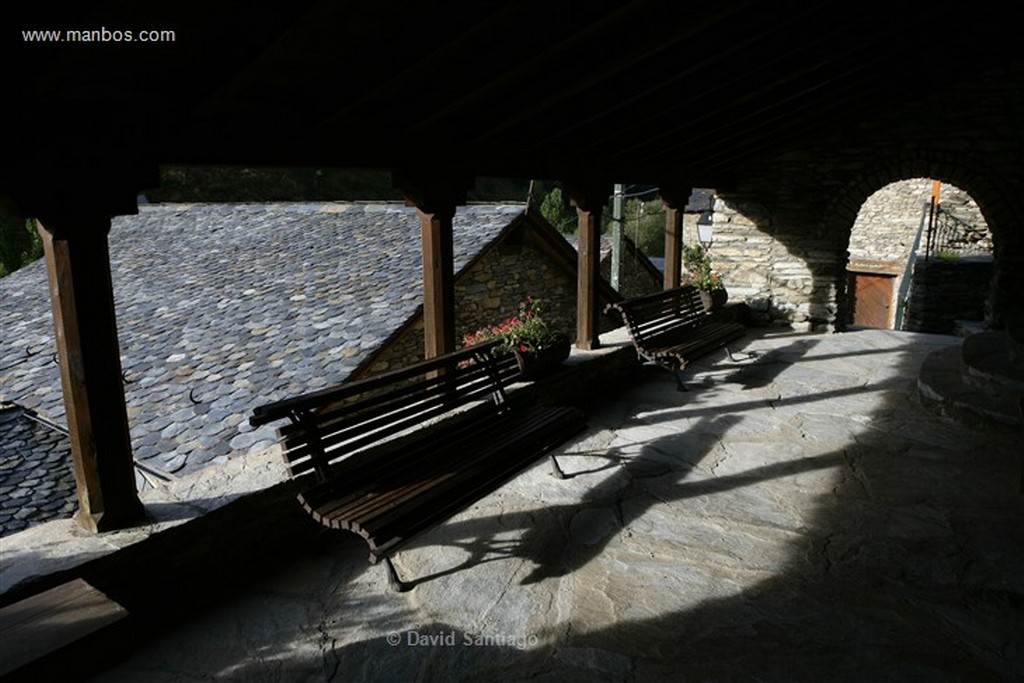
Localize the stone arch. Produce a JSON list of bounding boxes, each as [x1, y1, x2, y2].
[[826, 151, 1023, 329]]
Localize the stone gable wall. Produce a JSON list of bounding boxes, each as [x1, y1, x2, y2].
[[847, 179, 988, 262], [600, 246, 661, 302], [357, 230, 628, 377]]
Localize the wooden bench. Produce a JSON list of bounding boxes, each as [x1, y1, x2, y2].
[[250, 339, 586, 591], [605, 285, 747, 390]]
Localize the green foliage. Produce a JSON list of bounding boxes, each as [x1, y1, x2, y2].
[[150, 166, 532, 203], [616, 197, 665, 257], [535, 186, 666, 255], [681, 244, 723, 291], [151, 166, 405, 202], [538, 187, 577, 234], [0, 204, 42, 278], [462, 297, 556, 354]]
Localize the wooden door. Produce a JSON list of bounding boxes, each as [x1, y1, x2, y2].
[[849, 272, 895, 328]]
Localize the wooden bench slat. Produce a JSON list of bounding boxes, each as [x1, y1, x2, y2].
[[301, 404, 509, 502], [303, 406, 566, 526], [298, 365, 507, 445], [298, 407, 516, 520], [251, 339, 507, 426], [360, 410, 585, 560], [277, 353, 516, 440], [647, 321, 744, 351], [281, 378, 504, 477], [331, 407, 576, 533], [279, 356, 519, 474]]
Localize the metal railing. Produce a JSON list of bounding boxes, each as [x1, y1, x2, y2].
[[894, 201, 932, 330], [924, 203, 991, 259]]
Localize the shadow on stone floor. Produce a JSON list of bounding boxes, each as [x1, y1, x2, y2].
[[82, 332, 1024, 680], [361, 339, 1022, 678]]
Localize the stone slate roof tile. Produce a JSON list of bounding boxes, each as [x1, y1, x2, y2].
[[687, 188, 715, 212], [0, 202, 525, 479], [0, 404, 76, 536]]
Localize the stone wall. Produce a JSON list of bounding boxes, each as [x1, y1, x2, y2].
[[705, 197, 843, 330], [847, 179, 989, 262], [704, 198, 775, 324], [904, 257, 994, 334], [665, 59, 1024, 333], [939, 185, 988, 243], [847, 178, 930, 263], [599, 239, 662, 302], [711, 177, 992, 330]]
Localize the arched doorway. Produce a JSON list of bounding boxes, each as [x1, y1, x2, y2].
[[845, 178, 991, 330]]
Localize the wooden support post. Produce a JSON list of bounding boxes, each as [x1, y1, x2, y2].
[[394, 171, 472, 359], [417, 205, 457, 358], [661, 188, 690, 290], [36, 215, 143, 532], [566, 181, 611, 351]]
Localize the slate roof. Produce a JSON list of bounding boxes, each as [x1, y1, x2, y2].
[[0, 403, 75, 535], [0, 202, 526, 482], [687, 188, 715, 213]]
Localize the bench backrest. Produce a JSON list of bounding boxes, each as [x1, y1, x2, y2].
[[605, 285, 709, 347], [250, 340, 520, 484]]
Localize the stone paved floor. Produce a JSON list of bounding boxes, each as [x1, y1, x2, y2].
[[85, 329, 1024, 681]]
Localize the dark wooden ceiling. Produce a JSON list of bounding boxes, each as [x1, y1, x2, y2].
[[4, 2, 1019, 198]]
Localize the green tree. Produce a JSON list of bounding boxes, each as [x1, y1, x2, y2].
[[0, 201, 42, 278], [538, 186, 577, 234], [620, 196, 666, 257]]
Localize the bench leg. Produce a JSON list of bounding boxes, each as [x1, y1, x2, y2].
[[724, 346, 757, 363], [549, 454, 566, 480], [383, 556, 412, 593], [672, 367, 689, 392]]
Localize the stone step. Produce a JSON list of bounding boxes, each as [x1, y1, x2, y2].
[[962, 331, 1024, 393], [953, 319, 985, 337], [918, 344, 1022, 428]]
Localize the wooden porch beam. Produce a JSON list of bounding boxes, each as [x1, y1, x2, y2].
[[394, 171, 472, 359], [36, 214, 144, 533], [661, 187, 690, 290], [417, 206, 456, 359], [566, 180, 611, 351]]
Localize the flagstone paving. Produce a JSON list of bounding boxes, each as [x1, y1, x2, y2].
[[87, 328, 1023, 681]]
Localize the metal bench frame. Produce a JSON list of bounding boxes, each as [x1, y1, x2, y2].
[[605, 285, 747, 390]]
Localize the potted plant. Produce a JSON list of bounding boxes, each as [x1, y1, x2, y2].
[[682, 244, 728, 311], [461, 297, 570, 379]]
